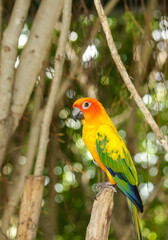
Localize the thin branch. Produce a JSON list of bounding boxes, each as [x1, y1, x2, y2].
[[94, 0, 168, 152], [133, 0, 157, 85], [140, 0, 149, 31], [126, 10, 144, 35], [34, 0, 72, 176]]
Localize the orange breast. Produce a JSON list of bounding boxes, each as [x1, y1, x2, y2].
[[82, 123, 106, 171], [82, 122, 116, 185]]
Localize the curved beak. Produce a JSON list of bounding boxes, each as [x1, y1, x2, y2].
[[72, 107, 84, 121]]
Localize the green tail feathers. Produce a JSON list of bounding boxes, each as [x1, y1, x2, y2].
[[127, 198, 143, 240]]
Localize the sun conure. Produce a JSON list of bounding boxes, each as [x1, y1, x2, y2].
[[72, 97, 143, 240]]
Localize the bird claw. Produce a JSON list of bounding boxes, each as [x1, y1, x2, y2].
[[95, 181, 117, 199]]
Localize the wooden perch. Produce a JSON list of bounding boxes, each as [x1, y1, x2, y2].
[[16, 175, 45, 240], [85, 188, 114, 240]]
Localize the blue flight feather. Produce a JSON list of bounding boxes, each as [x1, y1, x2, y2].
[[106, 166, 143, 213]]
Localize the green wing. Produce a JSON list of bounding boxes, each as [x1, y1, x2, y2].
[[96, 124, 137, 185], [96, 124, 143, 212]]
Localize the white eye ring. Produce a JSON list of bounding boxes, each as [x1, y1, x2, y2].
[[82, 101, 91, 109]]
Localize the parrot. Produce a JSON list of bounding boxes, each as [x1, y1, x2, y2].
[[72, 97, 143, 240]]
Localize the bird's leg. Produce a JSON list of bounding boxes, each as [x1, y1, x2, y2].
[[95, 181, 117, 199]]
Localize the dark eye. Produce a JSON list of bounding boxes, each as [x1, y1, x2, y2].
[[82, 101, 91, 109]]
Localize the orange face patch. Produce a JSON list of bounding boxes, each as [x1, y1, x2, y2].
[[73, 98, 103, 123]]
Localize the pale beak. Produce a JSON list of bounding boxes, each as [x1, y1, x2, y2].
[[72, 107, 84, 121]]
